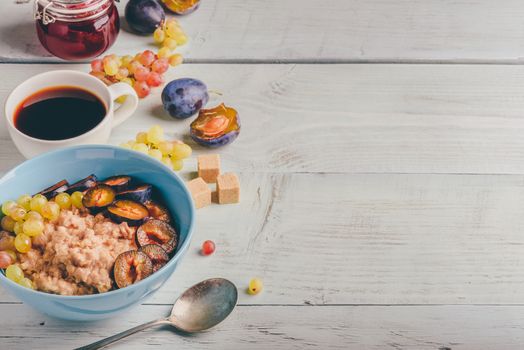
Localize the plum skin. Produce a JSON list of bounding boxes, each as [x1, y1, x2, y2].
[[161, 78, 209, 119], [125, 0, 165, 35]]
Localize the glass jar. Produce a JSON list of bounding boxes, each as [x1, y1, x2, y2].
[[34, 0, 120, 61]]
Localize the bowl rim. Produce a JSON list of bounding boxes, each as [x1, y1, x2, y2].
[[0, 144, 195, 300]]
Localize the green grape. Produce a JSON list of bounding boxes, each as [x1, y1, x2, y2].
[[172, 159, 183, 171], [120, 142, 133, 149], [171, 143, 192, 160], [161, 156, 173, 168], [14, 234, 31, 253], [132, 143, 149, 154], [17, 194, 32, 211], [4, 250, 16, 263], [41, 202, 60, 221], [54, 193, 72, 210], [18, 277, 33, 289], [104, 59, 119, 76], [175, 34, 188, 46], [158, 141, 174, 155], [148, 149, 163, 161], [248, 278, 263, 295], [24, 211, 42, 221], [163, 37, 177, 50], [71, 192, 84, 209], [9, 206, 27, 222], [2, 200, 16, 216], [30, 195, 47, 213], [121, 55, 134, 68], [23, 219, 44, 237], [153, 27, 165, 44], [157, 47, 171, 59], [5, 264, 23, 283], [147, 125, 164, 145], [1, 216, 16, 232], [136, 132, 148, 143], [13, 222, 23, 236], [166, 20, 182, 38]]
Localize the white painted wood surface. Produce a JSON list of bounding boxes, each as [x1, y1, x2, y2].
[[2, 0, 524, 347], [4, 0, 524, 63]]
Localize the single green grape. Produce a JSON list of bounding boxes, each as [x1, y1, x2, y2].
[[17, 194, 32, 211], [2, 200, 16, 216], [54, 193, 72, 210], [171, 143, 192, 160], [158, 141, 174, 155], [41, 202, 60, 221], [172, 159, 183, 171], [104, 60, 119, 76], [161, 156, 173, 168], [1, 216, 16, 232], [136, 132, 148, 144], [132, 143, 149, 154], [30, 195, 48, 213], [248, 278, 263, 295], [18, 277, 33, 289], [148, 149, 163, 161], [23, 219, 44, 237], [9, 206, 27, 222], [153, 27, 165, 43], [24, 211, 43, 221], [5, 264, 24, 283], [13, 221, 23, 236], [147, 125, 164, 145], [71, 192, 84, 209], [14, 234, 31, 253]]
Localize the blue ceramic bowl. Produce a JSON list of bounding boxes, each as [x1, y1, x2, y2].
[[0, 145, 195, 321]]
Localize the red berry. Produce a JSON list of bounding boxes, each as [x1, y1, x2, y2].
[[134, 66, 150, 82], [91, 59, 103, 72], [133, 81, 151, 98], [146, 72, 163, 87], [151, 58, 169, 74], [138, 50, 156, 67], [201, 240, 215, 255]]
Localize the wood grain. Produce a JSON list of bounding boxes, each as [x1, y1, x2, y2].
[[2, 64, 524, 174], [2, 304, 524, 349], [3, 172, 524, 304], [4, 0, 524, 63]]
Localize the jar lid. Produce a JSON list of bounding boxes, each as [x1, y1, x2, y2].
[[34, 0, 114, 24]]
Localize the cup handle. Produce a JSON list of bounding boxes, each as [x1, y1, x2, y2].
[[107, 83, 139, 128]]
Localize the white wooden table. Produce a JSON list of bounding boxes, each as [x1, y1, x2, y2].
[[2, 1, 524, 349]]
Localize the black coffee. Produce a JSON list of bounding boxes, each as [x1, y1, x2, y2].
[[14, 86, 106, 140]]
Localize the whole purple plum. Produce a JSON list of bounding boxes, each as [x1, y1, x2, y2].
[[125, 0, 165, 35], [161, 78, 209, 119]]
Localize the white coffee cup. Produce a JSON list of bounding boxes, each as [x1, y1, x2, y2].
[[4, 70, 138, 159]]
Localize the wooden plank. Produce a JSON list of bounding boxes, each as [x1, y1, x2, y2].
[[4, 0, 524, 63], [2, 64, 524, 174], [4, 172, 524, 304], [2, 304, 524, 349]]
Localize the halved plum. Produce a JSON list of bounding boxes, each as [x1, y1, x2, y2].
[[139, 244, 169, 272], [137, 219, 178, 254], [116, 185, 152, 204], [66, 174, 98, 194], [113, 250, 153, 288], [102, 175, 132, 192], [107, 200, 149, 226], [144, 200, 172, 223], [83, 185, 116, 212], [37, 180, 69, 199]]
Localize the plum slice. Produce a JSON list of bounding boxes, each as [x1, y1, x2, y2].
[[113, 250, 153, 288], [102, 175, 132, 193], [190, 103, 240, 148], [139, 244, 169, 272], [107, 200, 149, 226], [66, 174, 98, 194], [144, 200, 172, 223], [37, 179, 69, 199], [83, 185, 115, 212], [116, 184, 152, 204], [137, 219, 178, 254]]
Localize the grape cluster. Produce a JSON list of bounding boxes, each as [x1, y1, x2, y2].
[[153, 18, 188, 57], [120, 125, 192, 171], [0, 192, 85, 288]]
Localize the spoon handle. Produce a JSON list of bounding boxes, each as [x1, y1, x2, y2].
[[74, 318, 172, 350]]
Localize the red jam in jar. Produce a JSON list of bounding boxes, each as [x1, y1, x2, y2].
[[35, 0, 119, 61]]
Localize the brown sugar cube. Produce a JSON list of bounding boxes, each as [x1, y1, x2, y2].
[[217, 172, 240, 204], [198, 154, 221, 183], [187, 177, 211, 209]]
